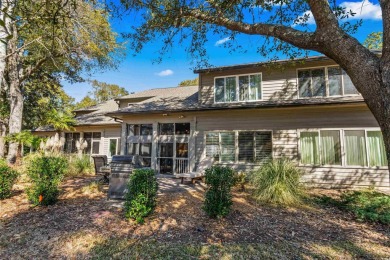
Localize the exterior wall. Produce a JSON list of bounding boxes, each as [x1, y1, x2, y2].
[[69, 125, 121, 160], [118, 104, 389, 188], [193, 104, 389, 188], [199, 60, 353, 105]]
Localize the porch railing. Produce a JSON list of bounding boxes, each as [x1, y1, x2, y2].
[[175, 158, 189, 174]]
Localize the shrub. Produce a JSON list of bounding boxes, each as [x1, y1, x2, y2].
[[26, 155, 68, 206], [0, 161, 19, 199], [124, 168, 158, 224], [340, 189, 390, 224], [233, 171, 247, 191], [66, 155, 93, 177], [203, 166, 235, 218], [250, 159, 304, 206]]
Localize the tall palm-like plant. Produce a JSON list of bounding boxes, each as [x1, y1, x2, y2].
[[45, 109, 76, 132], [5, 130, 34, 159]]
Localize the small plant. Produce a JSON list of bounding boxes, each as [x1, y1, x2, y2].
[[124, 168, 158, 224], [233, 171, 247, 191], [26, 155, 68, 206], [341, 189, 390, 224], [66, 155, 93, 177], [250, 159, 304, 206], [0, 160, 19, 199], [203, 166, 235, 218]]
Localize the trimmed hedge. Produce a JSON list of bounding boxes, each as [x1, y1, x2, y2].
[[26, 156, 68, 206], [203, 166, 235, 218], [0, 160, 19, 199], [124, 168, 158, 224]]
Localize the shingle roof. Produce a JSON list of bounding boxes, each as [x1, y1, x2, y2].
[[107, 86, 199, 115], [115, 85, 198, 100], [74, 99, 120, 125]]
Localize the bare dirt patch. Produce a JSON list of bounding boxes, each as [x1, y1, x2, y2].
[[0, 177, 389, 259]]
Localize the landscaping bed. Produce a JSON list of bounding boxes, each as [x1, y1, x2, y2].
[[1, 176, 389, 259]]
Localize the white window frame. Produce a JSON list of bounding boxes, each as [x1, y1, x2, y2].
[[107, 138, 120, 157], [296, 66, 361, 99], [298, 128, 387, 169], [214, 72, 263, 104], [84, 132, 102, 155], [205, 130, 273, 165]]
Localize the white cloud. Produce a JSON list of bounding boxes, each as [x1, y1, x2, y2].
[[341, 1, 382, 20], [295, 1, 382, 26], [215, 37, 231, 46], [156, 69, 174, 76]]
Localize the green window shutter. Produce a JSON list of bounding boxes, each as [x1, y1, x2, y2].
[[344, 130, 367, 166], [367, 131, 388, 167], [220, 132, 235, 162], [206, 132, 220, 161], [300, 132, 320, 165], [238, 132, 254, 162], [255, 132, 272, 163], [320, 130, 341, 165]]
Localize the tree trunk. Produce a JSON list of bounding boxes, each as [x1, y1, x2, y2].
[[0, 0, 14, 90], [0, 122, 6, 158], [6, 22, 22, 164]]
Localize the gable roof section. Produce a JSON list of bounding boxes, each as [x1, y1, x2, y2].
[[107, 86, 199, 115], [75, 99, 120, 126]]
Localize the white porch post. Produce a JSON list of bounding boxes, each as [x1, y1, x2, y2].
[[120, 123, 127, 155], [152, 121, 158, 172]]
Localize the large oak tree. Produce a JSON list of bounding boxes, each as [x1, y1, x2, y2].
[[121, 0, 390, 172]]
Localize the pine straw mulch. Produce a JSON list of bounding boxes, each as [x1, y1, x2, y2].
[[0, 176, 389, 259]]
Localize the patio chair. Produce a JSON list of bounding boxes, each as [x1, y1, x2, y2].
[[91, 155, 110, 184], [176, 157, 214, 184]]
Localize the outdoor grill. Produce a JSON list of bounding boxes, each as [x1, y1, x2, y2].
[[108, 155, 140, 199]]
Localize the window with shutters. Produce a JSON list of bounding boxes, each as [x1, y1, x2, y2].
[[205, 131, 272, 163]]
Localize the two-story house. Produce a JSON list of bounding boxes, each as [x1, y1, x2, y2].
[[34, 54, 390, 188]]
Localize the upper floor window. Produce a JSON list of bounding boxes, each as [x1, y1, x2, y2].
[[298, 66, 359, 98], [215, 73, 262, 103], [127, 124, 153, 136]]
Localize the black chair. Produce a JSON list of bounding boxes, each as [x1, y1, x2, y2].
[[91, 155, 109, 183]]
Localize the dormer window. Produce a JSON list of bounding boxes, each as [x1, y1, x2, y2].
[[215, 73, 262, 103], [298, 66, 359, 98]]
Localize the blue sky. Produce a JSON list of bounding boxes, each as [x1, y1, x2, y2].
[[63, 0, 383, 102]]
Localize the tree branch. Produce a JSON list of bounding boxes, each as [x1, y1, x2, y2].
[[306, 0, 339, 30], [183, 9, 320, 50]]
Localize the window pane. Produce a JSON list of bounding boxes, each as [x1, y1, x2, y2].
[[127, 124, 140, 136], [176, 143, 189, 158], [311, 69, 326, 97], [175, 123, 190, 135], [343, 70, 359, 95], [249, 74, 261, 100], [298, 70, 311, 97], [215, 78, 225, 102], [109, 139, 117, 157], [239, 75, 249, 101], [93, 132, 101, 139], [206, 132, 219, 160], [159, 123, 174, 135], [159, 158, 173, 174], [140, 124, 153, 135], [328, 67, 342, 96], [320, 130, 341, 165], [127, 143, 138, 155], [345, 130, 367, 166], [140, 158, 151, 167], [72, 133, 80, 153], [220, 132, 235, 162], [238, 132, 254, 162], [225, 77, 236, 102], [367, 131, 388, 167], [64, 133, 73, 153], [158, 143, 173, 157], [255, 132, 272, 163], [139, 143, 152, 156], [300, 132, 319, 165], [92, 141, 100, 154]]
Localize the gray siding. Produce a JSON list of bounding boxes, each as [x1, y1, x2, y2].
[[193, 104, 389, 188], [199, 60, 353, 105]]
